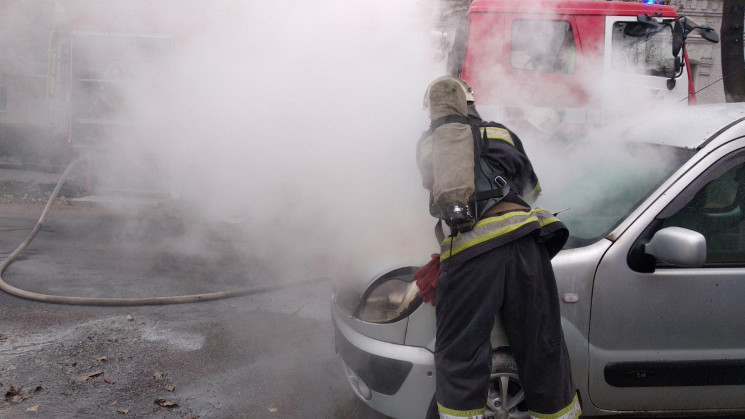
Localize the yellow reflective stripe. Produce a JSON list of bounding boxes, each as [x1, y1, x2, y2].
[[539, 215, 560, 227], [441, 211, 539, 261], [529, 394, 582, 419], [437, 402, 485, 418], [484, 127, 514, 146], [533, 207, 561, 228]]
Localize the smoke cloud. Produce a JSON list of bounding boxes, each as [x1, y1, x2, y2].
[[2, 0, 711, 284], [47, 0, 445, 281]]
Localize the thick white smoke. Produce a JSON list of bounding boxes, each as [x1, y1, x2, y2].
[[68, 0, 447, 280]]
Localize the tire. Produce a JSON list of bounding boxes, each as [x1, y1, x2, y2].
[[485, 351, 529, 419], [424, 351, 529, 419]]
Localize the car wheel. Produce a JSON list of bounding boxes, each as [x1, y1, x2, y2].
[[425, 351, 529, 419], [485, 351, 529, 419]]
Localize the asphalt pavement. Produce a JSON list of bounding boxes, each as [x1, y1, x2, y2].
[[0, 187, 388, 418]]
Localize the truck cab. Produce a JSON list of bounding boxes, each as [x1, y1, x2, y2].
[[451, 0, 693, 128]]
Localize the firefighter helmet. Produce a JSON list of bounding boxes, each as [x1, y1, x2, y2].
[[423, 76, 475, 110]]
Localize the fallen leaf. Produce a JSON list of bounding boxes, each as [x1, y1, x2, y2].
[[104, 378, 117, 385], [110, 400, 117, 406], [77, 371, 104, 383], [25, 405, 39, 412], [97, 357, 108, 362], [268, 407, 278, 413], [153, 371, 165, 380], [154, 397, 178, 408], [5, 385, 21, 397], [117, 408, 129, 414], [6, 366, 15, 371], [11, 395, 22, 403], [165, 385, 175, 392], [126, 315, 133, 321]]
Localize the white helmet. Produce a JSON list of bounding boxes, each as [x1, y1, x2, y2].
[[423, 76, 474, 109]]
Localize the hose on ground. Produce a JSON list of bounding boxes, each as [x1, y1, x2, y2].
[[0, 157, 327, 306]]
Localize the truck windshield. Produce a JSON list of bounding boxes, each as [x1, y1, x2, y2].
[[533, 141, 695, 248], [611, 22, 676, 78]]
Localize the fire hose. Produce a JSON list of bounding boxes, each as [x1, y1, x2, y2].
[[0, 157, 327, 306]]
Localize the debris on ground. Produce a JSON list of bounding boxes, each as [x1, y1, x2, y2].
[[165, 384, 175, 392], [25, 405, 39, 412], [155, 397, 178, 408], [5, 385, 21, 398], [104, 378, 117, 385], [97, 356, 108, 362], [116, 408, 129, 414], [126, 315, 134, 322], [77, 371, 104, 383], [4, 385, 42, 404]]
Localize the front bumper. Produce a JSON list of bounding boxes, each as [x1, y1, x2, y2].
[[332, 304, 436, 419]]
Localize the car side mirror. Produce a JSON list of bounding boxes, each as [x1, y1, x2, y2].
[[644, 227, 706, 267], [672, 19, 683, 57], [700, 27, 719, 43]]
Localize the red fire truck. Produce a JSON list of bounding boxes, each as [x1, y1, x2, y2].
[[449, 0, 718, 127]]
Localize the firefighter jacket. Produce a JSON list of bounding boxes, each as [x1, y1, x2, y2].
[[417, 93, 567, 266]]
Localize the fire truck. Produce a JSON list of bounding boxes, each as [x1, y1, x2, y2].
[[443, 0, 718, 128]]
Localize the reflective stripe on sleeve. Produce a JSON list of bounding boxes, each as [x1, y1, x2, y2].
[[484, 127, 514, 146]]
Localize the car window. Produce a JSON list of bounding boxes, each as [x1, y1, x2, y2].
[[510, 19, 576, 74], [533, 141, 694, 248], [662, 161, 745, 265], [611, 21, 676, 78]]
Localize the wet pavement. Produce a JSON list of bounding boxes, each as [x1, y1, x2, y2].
[[0, 199, 388, 418]]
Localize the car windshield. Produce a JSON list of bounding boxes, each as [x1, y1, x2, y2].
[[533, 141, 695, 248]]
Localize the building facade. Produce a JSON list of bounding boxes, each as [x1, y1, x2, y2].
[[672, 0, 725, 104]]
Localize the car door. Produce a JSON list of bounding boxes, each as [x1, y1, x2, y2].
[[588, 137, 745, 411]]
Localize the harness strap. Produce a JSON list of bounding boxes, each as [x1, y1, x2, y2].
[[473, 187, 509, 201]]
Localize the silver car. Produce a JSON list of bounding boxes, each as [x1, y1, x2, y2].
[[332, 103, 745, 418]]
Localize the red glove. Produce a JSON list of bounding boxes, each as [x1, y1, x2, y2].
[[414, 254, 440, 306]]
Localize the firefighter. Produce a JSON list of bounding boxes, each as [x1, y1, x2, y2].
[[416, 76, 581, 419]]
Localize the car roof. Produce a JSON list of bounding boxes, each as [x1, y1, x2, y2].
[[469, 0, 678, 17], [585, 103, 745, 150]]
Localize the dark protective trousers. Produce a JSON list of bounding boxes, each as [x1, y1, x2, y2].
[[435, 231, 576, 415]]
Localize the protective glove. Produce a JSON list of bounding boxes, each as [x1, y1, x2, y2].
[[414, 253, 440, 306]]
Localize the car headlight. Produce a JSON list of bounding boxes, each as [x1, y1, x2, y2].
[[355, 267, 422, 324]]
